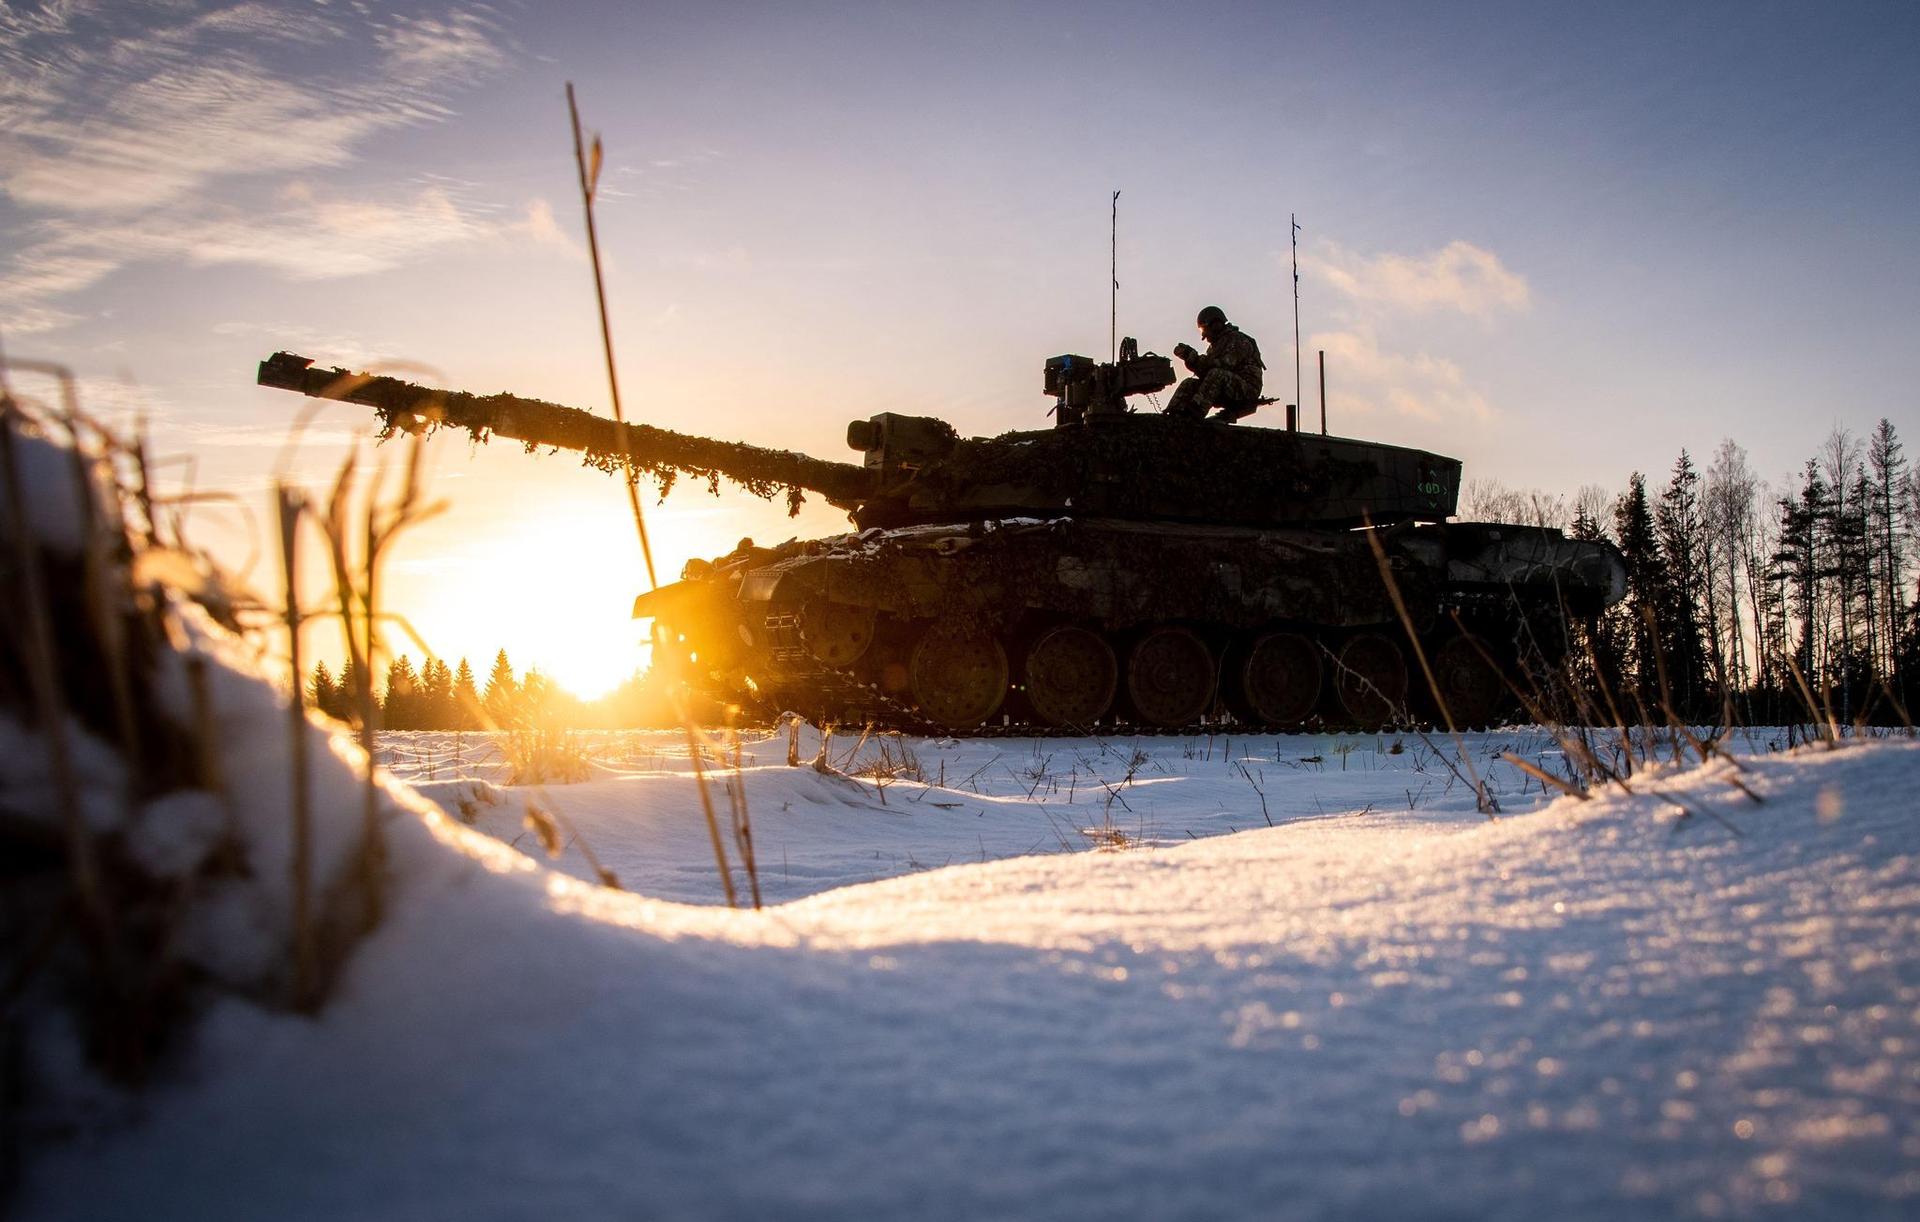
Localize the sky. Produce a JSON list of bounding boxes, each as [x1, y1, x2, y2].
[[3, 0, 1918, 695]]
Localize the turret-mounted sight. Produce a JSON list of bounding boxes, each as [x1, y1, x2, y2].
[[1044, 337, 1174, 427]]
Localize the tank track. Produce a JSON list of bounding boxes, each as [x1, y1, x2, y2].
[[733, 609, 1509, 740]]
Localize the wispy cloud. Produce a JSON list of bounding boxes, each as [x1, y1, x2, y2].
[[1307, 240, 1530, 318], [508, 198, 586, 261], [1291, 238, 1527, 424], [0, 1, 531, 334], [1308, 324, 1494, 424]]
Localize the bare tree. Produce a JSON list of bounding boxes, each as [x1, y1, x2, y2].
[[1704, 439, 1757, 690], [1460, 478, 1568, 528], [1572, 484, 1613, 539], [1819, 429, 1865, 702]]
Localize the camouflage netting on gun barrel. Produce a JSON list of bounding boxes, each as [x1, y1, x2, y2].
[[259, 357, 872, 515]]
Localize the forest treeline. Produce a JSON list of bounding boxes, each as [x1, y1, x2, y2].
[[305, 649, 678, 730], [1464, 418, 1917, 724]]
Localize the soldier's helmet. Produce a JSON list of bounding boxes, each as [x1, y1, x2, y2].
[[1197, 305, 1228, 329]]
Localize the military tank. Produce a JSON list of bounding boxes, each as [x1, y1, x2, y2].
[[258, 347, 1626, 732]]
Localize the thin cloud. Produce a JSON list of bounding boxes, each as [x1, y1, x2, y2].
[[377, 10, 506, 77], [509, 199, 586, 261], [0, 1, 531, 332], [1310, 324, 1494, 424], [7, 182, 492, 323], [1287, 237, 1523, 425], [1307, 240, 1530, 318], [0, 5, 496, 214]]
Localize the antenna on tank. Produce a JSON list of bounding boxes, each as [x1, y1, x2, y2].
[[1319, 348, 1327, 435], [1110, 190, 1121, 363], [1291, 213, 1302, 428]]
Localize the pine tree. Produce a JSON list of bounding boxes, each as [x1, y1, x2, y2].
[[1568, 503, 1602, 542], [420, 657, 454, 729], [1867, 419, 1908, 679], [333, 656, 364, 723], [1896, 575, 1920, 714], [1773, 461, 1828, 687], [483, 649, 518, 728], [1612, 473, 1665, 706], [307, 661, 337, 716], [1655, 450, 1712, 714], [520, 668, 553, 728], [383, 656, 420, 731], [452, 657, 482, 730]]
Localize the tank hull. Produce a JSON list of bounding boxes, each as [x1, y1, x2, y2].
[[640, 517, 1626, 732]]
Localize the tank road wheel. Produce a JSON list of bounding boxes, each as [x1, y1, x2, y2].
[[799, 599, 877, 669], [1126, 626, 1216, 728], [1238, 631, 1322, 726], [909, 622, 1009, 729], [1431, 634, 1505, 728], [1333, 632, 1407, 727], [1025, 625, 1118, 728]]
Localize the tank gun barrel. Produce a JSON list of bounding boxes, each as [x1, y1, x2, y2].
[[256, 352, 874, 509]]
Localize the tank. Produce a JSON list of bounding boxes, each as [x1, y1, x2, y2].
[[258, 348, 1627, 731]]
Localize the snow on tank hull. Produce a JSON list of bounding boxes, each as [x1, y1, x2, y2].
[[638, 517, 1627, 732]]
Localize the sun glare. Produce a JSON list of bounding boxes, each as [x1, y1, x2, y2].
[[395, 507, 651, 700], [381, 469, 856, 700]]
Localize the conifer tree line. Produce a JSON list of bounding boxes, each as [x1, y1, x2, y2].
[[1466, 418, 1919, 723], [306, 648, 653, 730]]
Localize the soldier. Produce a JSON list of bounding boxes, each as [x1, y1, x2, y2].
[[1165, 306, 1264, 422]]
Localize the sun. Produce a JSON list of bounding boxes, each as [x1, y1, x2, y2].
[[391, 498, 654, 701], [374, 448, 863, 702]]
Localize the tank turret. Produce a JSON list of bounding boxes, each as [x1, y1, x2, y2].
[[258, 349, 1620, 733], [258, 350, 1461, 530]]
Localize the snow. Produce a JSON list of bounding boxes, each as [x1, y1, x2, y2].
[[10, 411, 1919, 1218], [384, 725, 1545, 904], [19, 702, 1920, 1218], [0, 414, 104, 553]]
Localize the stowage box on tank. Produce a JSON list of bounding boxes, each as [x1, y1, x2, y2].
[[259, 346, 1626, 732]]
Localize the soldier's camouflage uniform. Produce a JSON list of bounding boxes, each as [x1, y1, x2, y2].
[[1165, 324, 1265, 421]]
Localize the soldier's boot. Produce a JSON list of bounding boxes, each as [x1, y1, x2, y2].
[[1164, 377, 1206, 420]]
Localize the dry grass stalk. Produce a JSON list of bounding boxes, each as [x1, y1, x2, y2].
[[1872, 674, 1914, 732], [679, 694, 739, 909], [54, 409, 147, 809], [274, 484, 318, 1007], [307, 431, 446, 933], [1497, 753, 1591, 801], [565, 82, 745, 908], [721, 713, 762, 909], [1361, 522, 1497, 815], [0, 390, 113, 962], [1782, 655, 1839, 749], [2, 365, 231, 1086]]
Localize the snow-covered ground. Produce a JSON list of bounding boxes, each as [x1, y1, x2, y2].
[[388, 724, 1590, 904], [21, 711, 1920, 1219]]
